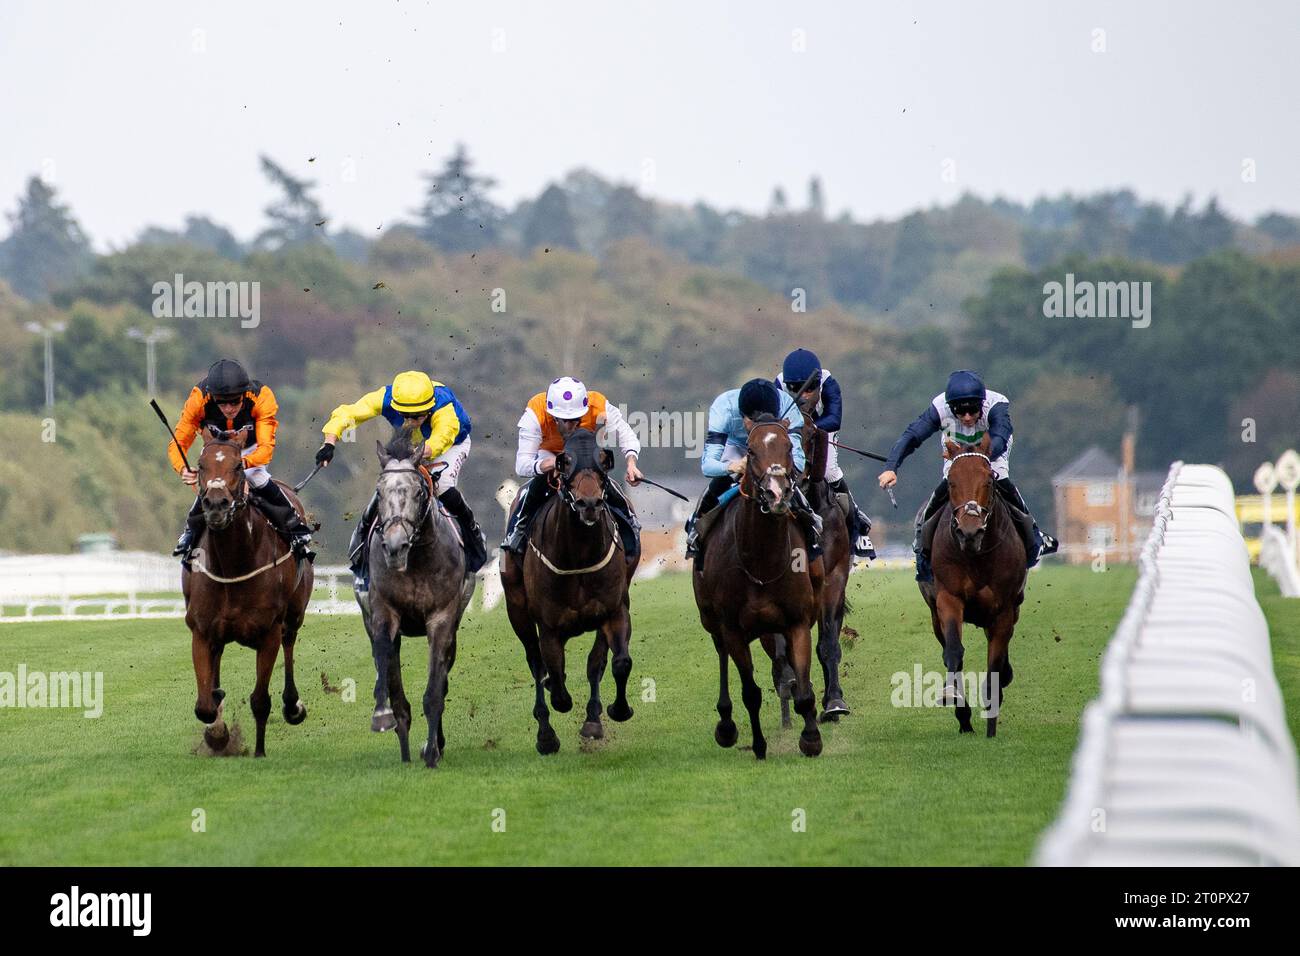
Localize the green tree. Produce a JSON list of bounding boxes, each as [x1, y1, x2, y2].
[[522, 184, 579, 252], [414, 144, 502, 252], [0, 177, 93, 301], [255, 156, 325, 249], [602, 185, 656, 245]]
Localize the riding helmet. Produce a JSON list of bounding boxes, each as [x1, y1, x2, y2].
[[205, 359, 251, 398], [738, 378, 781, 419], [782, 348, 821, 390], [945, 370, 986, 405], [390, 371, 436, 414]]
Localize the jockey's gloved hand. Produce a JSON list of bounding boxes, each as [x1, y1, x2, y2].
[[315, 443, 335, 466]]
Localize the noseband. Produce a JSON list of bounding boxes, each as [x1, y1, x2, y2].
[[741, 422, 793, 514], [550, 461, 608, 512], [199, 437, 250, 516]]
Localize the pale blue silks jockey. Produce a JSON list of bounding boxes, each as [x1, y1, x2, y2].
[[684, 378, 822, 558]]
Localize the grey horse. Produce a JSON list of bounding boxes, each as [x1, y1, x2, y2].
[[357, 428, 476, 768]]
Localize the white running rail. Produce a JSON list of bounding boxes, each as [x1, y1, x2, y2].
[[1036, 462, 1300, 866]]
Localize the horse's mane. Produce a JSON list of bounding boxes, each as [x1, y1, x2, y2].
[[384, 423, 421, 462], [749, 412, 779, 426], [562, 428, 602, 473]]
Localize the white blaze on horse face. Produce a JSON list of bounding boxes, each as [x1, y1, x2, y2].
[[206, 478, 227, 490], [215, 451, 225, 462]]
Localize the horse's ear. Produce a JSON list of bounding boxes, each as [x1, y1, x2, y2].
[[600, 448, 615, 472], [943, 439, 961, 460], [554, 452, 571, 476], [376, 439, 390, 467], [978, 432, 992, 454], [231, 428, 249, 449], [205, 424, 222, 441]]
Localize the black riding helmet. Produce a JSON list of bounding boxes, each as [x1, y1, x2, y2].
[[205, 359, 251, 400]]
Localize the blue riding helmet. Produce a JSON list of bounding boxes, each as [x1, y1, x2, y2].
[[782, 348, 821, 388], [945, 370, 986, 405]]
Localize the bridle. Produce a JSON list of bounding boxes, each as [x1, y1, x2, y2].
[[948, 450, 998, 542], [739, 421, 794, 515], [197, 429, 252, 522], [549, 458, 609, 514], [375, 460, 440, 547], [531, 456, 620, 574]]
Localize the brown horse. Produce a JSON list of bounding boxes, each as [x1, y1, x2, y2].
[[183, 427, 314, 757], [918, 434, 1026, 737], [792, 407, 852, 722], [692, 416, 824, 759], [500, 428, 638, 754]]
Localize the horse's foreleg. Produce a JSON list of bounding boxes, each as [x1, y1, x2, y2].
[[523, 628, 559, 756], [250, 626, 283, 757], [764, 634, 794, 729], [538, 628, 572, 714], [581, 631, 608, 740], [786, 622, 822, 757], [605, 607, 634, 723], [368, 612, 398, 733], [816, 585, 849, 721], [729, 636, 767, 760], [280, 627, 306, 726], [713, 632, 738, 748], [983, 613, 1015, 738], [935, 592, 972, 733], [388, 637, 411, 762], [192, 632, 230, 751], [421, 612, 456, 769]]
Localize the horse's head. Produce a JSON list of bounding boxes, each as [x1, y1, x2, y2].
[[743, 414, 795, 515], [552, 428, 613, 527], [197, 425, 250, 530], [374, 427, 435, 572], [944, 433, 994, 552]]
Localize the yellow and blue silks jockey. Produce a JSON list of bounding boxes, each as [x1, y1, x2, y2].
[[315, 370, 487, 580]]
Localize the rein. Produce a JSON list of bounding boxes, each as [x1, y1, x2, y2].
[[946, 451, 1014, 555], [189, 435, 289, 586], [735, 421, 796, 585], [375, 461, 439, 548], [530, 465, 620, 576]]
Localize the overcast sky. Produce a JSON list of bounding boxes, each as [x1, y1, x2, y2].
[[3, 0, 1296, 250]]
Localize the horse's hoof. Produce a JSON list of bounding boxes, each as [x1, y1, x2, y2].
[[817, 711, 840, 724], [821, 698, 850, 718], [536, 729, 561, 755], [371, 707, 396, 733], [283, 700, 307, 725], [714, 721, 738, 748], [986, 719, 998, 738], [420, 742, 441, 769], [203, 726, 230, 751], [607, 700, 633, 722], [958, 725, 975, 734], [799, 731, 823, 757], [752, 741, 768, 760], [212, 688, 226, 706], [579, 720, 604, 740]]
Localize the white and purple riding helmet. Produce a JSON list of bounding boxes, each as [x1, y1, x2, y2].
[[545, 376, 589, 420]]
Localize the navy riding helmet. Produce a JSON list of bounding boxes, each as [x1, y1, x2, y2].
[[782, 348, 821, 388], [738, 378, 781, 419], [944, 370, 986, 405]]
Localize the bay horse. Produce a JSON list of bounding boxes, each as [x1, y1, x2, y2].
[[184, 426, 313, 757], [918, 433, 1026, 737], [360, 427, 476, 768], [500, 428, 637, 755], [692, 415, 824, 759], [792, 407, 852, 722]]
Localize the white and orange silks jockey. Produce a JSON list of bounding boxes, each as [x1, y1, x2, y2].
[[503, 377, 643, 558]]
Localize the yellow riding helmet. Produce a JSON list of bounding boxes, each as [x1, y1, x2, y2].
[[390, 371, 436, 414]]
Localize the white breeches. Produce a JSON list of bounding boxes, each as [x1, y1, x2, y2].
[[825, 432, 843, 483], [429, 437, 470, 490]]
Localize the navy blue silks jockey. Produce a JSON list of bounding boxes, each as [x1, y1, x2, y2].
[[877, 370, 1057, 581], [775, 348, 875, 559]]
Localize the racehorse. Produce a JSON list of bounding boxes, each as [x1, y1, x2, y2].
[[500, 428, 637, 754], [184, 426, 313, 757], [918, 434, 1026, 737], [788, 407, 852, 723], [360, 427, 476, 767], [692, 415, 824, 759]]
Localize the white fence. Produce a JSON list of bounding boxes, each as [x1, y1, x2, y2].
[[1036, 462, 1300, 866]]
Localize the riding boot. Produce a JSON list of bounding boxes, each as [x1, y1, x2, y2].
[[604, 481, 642, 561], [438, 487, 487, 574], [791, 484, 824, 559], [349, 491, 380, 590], [502, 474, 552, 555], [829, 476, 876, 560], [251, 481, 316, 562], [173, 495, 205, 565], [995, 477, 1057, 568], [914, 478, 949, 583], [685, 475, 736, 557]]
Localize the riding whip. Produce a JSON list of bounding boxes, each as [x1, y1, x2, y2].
[[149, 398, 191, 471]]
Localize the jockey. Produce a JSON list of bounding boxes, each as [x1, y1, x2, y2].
[[684, 378, 822, 559], [315, 370, 487, 581], [877, 369, 1058, 582], [502, 376, 643, 561], [776, 347, 875, 559], [169, 358, 315, 564]]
